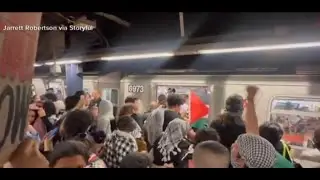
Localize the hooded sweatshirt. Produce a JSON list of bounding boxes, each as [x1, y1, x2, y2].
[[97, 100, 114, 135]]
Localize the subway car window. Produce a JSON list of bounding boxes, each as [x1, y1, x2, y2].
[[269, 97, 320, 148]]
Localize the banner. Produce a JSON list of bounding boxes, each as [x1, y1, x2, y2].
[[0, 13, 42, 165]]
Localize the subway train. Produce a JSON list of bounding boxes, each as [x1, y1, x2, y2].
[[33, 74, 320, 166]]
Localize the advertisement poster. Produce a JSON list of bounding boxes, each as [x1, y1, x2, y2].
[[156, 86, 210, 129], [269, 97, 320, 147]]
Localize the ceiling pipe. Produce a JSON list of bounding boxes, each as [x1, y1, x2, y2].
[[179, 12, 185, 37]]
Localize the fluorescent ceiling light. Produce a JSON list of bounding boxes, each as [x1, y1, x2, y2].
[[101, 52, 174, 61], [198, 42, 320, 54], [44, 60, 82, 65], [34, 63, 42, 67]]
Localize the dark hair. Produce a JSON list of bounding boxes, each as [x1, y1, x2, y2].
[[195, 128, 220, 145], [43, 101, 56, 117], [124, 96, 139, 104], [259, 122, 283, 146], [49, 140, 90, 167], [167, 94, 184, 107], [157, 94, 167, 105], [225, 94, 243, 113], [117, 116, 137, 132], [74, 91, 85, 98], [210, 113, 246, 150], [119, 152, 153, 168], [62, 110, 94, 139], [65, 96, 80, 111], [119, 103, 135, 117], [195, 140, 229, 156], [168, 88, 176, 94], [44, 92, 58, 102], [73, 127, 107, 148], [314, 127, 320, 150], [29, 109, 39, 125]]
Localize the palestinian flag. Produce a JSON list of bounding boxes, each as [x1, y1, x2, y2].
[[189, 91, 210, 130]]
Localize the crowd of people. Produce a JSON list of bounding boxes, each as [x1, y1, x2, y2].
[[3, 86, 320, 168]]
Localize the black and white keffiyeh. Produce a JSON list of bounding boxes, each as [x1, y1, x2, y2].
[[157, 118, 190, 162], [234, 134, 277, 168], [102, 130, 138, 168]]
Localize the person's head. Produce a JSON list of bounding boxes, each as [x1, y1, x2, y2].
[[99, 100, 114, 118], [72, 126, 107, 154], [43, 101, 56, 117], [117, 115, 138, 133], [74, 91, 85, 98], [124, 96, 140, 112], [259, 122, 283, 147], [167, 88, 176, 94], [148, 101, 158, 112], [49, 140, 90, 168], [210, 113, 246, 149], [60, 110, 94, 140], [194, 128, 220, 146], [167, 94, 184, 112], [225, 94, 244, 114], [183, 94, 189, 102], [119, 152, 153, 168], [231, 134, 276, 168], [119, 103, 135, 117], [65, 96, 79, 111], [193, 140, 230, 168], [313, 127, 320, 151], [27, 109, 39, 125], [157, 94, 167, 107], [32, 95, 40, 103], [44, 92, 58, 102], [92, 89, 102, 100]]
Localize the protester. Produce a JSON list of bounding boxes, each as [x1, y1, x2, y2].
[[59, 110, 94, 140], [42, 101, 58, 131], [259, 122, 293, 162], [231, 133, 277, 168], [244, 86, 294, 168], [101, 116, 139, 168], [194, 128, 220, 145], [28, 104, 47, 140], [145, 94, 184, 149], [157, 94, 167, 108], [96, 100, 114, 135], [124, 96, 144, 128], [210, 94, 246, 151], [90, 89, 102, 109], [119, 152, 153, 168], [152, 118, 191, 168], [56, 110, 106, 167], [193, 140, 230, 168], [49, 140, 90, 168], [142, 101, 158, 121]]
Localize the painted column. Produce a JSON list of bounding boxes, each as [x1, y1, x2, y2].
[[0, 13, 42, 165], [65, 64, 83, 96]]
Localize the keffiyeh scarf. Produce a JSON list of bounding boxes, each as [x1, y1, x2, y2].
[[157, 118, 190, 162]]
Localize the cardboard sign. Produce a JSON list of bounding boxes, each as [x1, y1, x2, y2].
[[0, 13, 42, 165]]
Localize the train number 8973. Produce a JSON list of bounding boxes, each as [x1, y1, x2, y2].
[[128, 85, 144, 93]]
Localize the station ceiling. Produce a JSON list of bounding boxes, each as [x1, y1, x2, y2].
[[36, 12, 320, 62]]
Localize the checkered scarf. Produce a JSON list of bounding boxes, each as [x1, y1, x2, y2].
[[157, 118, 190, 162], [102, 130, 138, 168], [232, 134, 276, 168]]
